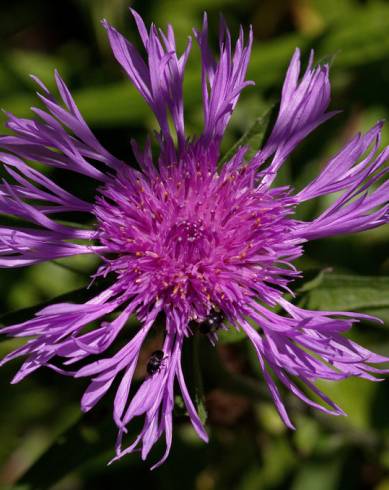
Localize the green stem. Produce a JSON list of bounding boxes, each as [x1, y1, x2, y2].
[[192, 333, 207, 424]]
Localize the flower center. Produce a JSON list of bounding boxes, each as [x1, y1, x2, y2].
[[94, 164, 302, 322], [174, 219, 205, 243], [163, 218, 212, 263]]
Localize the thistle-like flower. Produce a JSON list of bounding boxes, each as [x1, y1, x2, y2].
[[1, 10, 389, 468]]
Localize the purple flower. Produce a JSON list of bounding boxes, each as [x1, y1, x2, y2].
[[1, 9, 389, 468]]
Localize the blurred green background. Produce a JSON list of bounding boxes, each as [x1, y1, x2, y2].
[[1, 0, 389, 489]]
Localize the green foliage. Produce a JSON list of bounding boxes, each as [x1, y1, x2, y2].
[[301, 273, 389, 311]]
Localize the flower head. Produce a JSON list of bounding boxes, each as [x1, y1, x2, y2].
[[1, 10, 389, 468]]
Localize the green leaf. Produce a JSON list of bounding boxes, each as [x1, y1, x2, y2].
[[300, 273, 389, 311], [218, 103, 277, 168], [296, 268, 331, 293]]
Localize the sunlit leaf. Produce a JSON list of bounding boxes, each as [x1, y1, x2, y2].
[[300, 274, 389, 311]]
